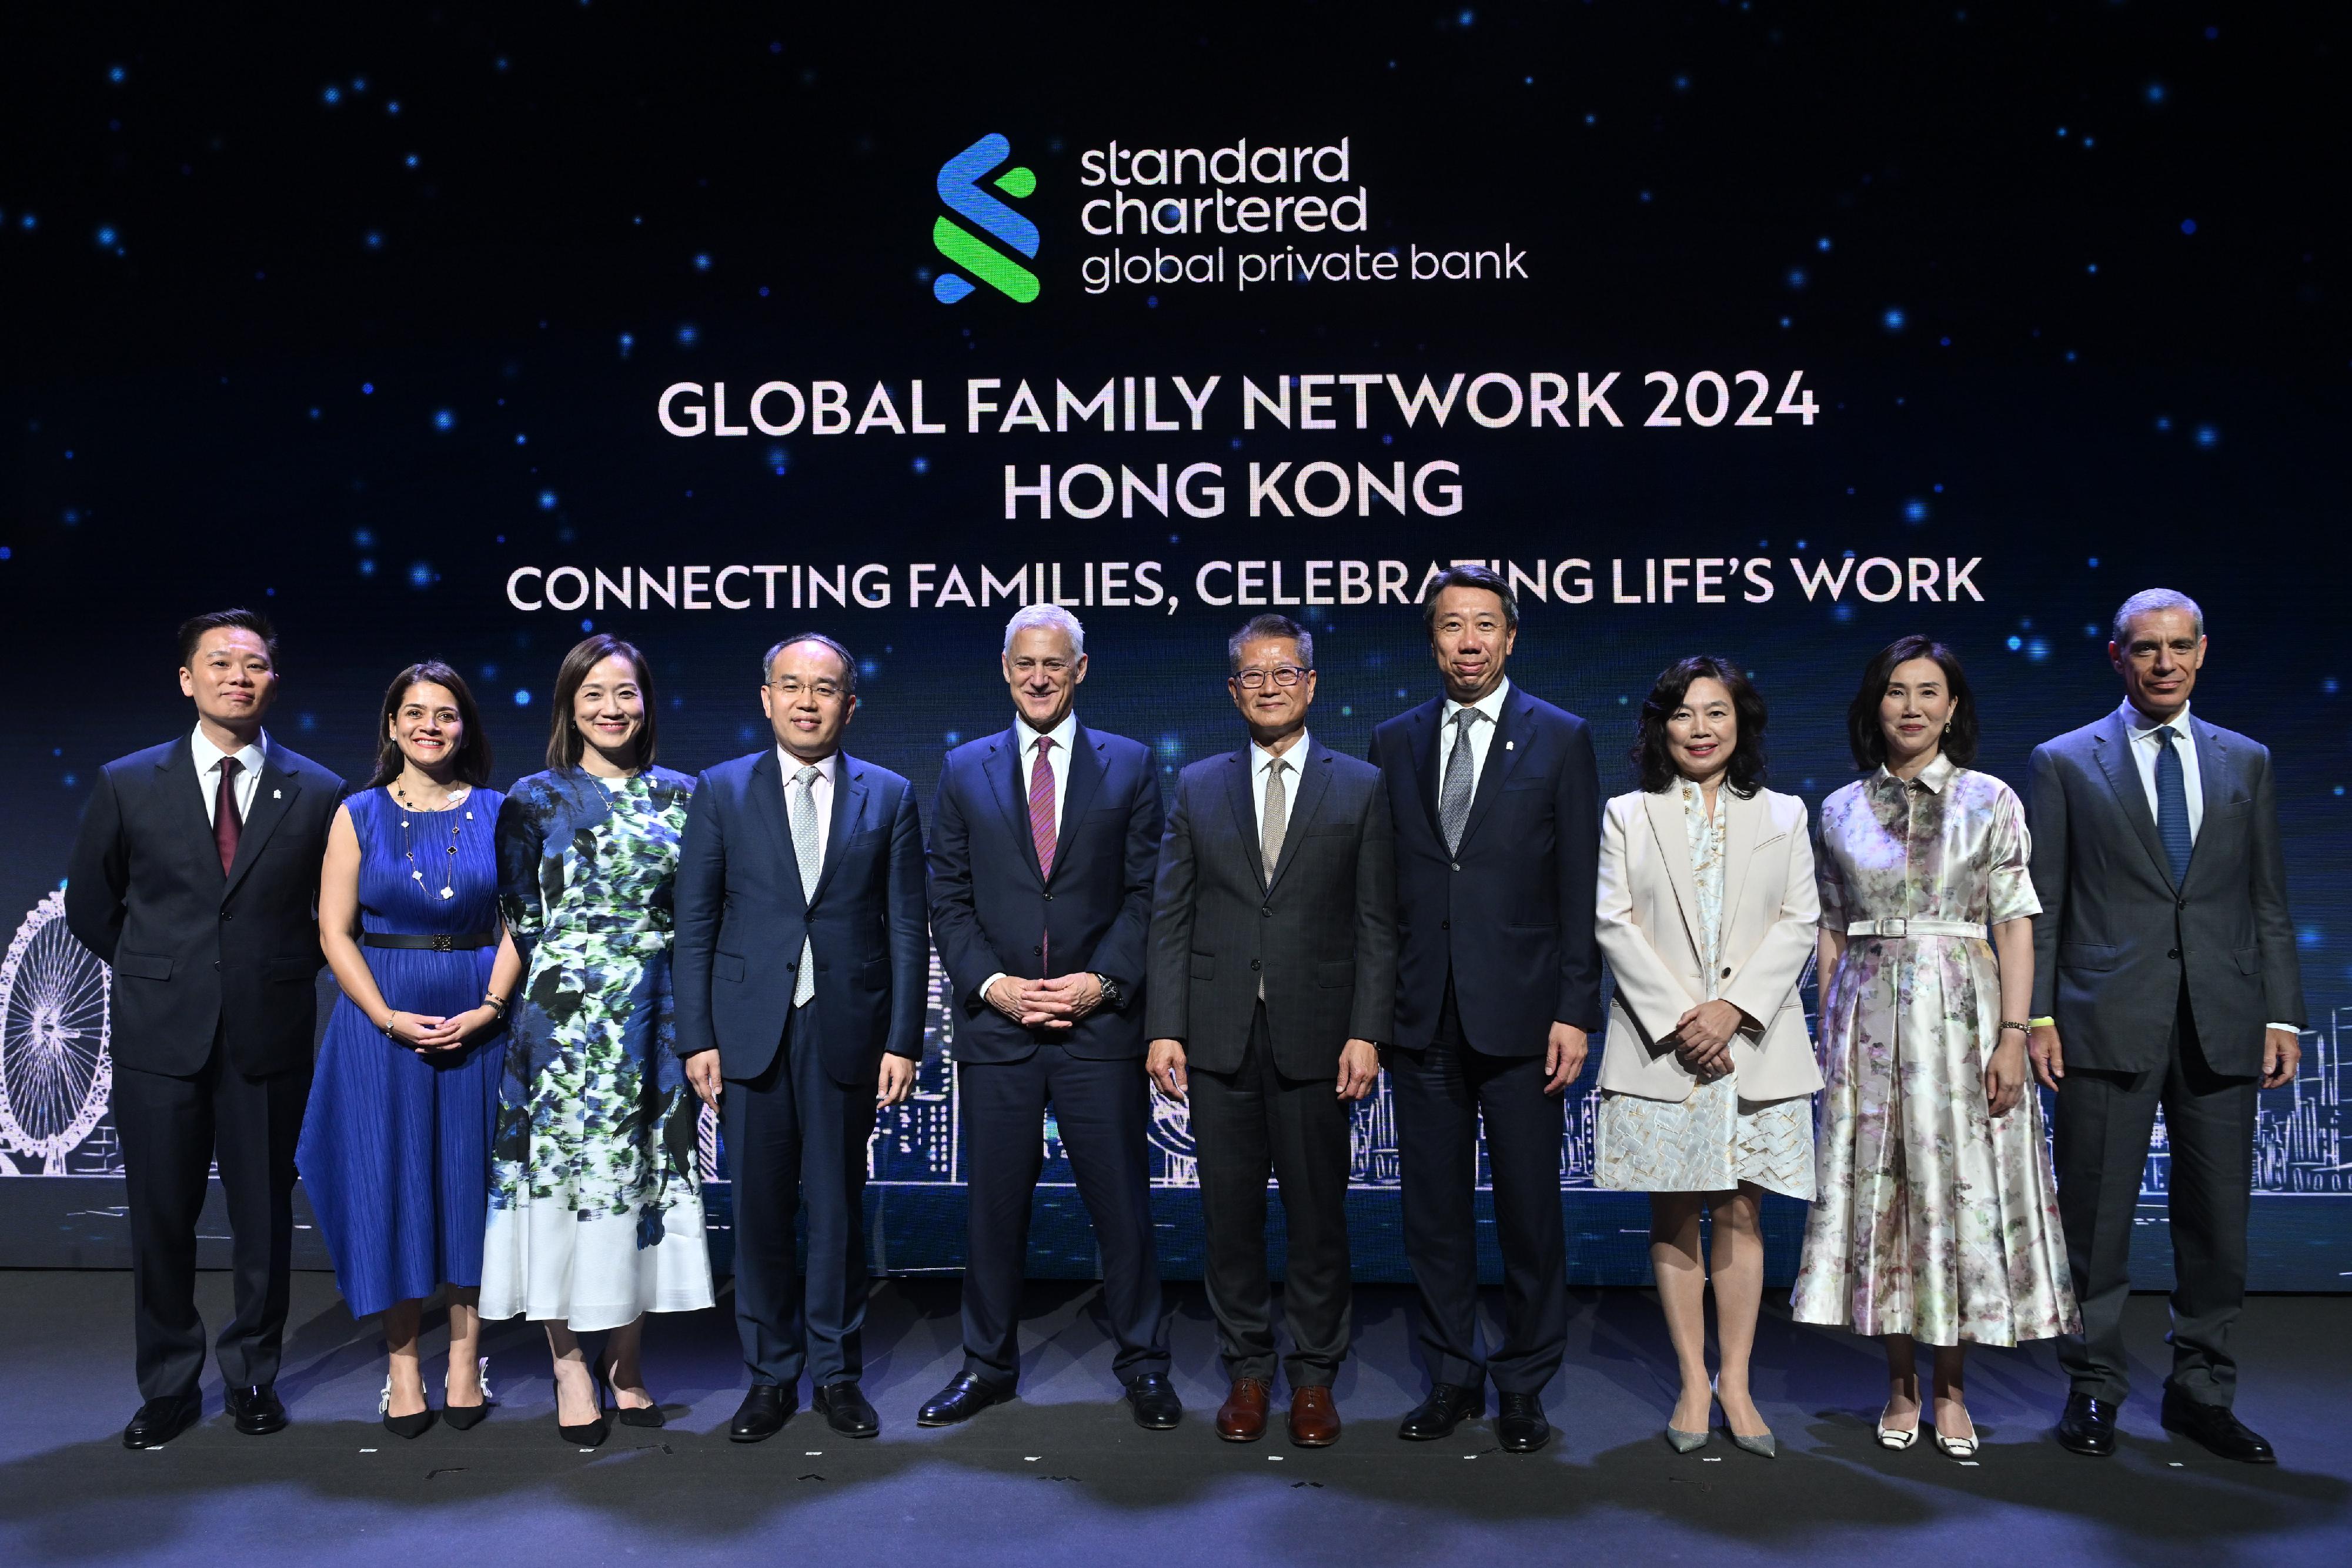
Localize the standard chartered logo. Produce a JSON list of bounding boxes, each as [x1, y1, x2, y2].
[[932, 133, 1038, 305]]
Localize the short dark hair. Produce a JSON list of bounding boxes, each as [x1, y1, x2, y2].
[[367, 662, 493, 790], [177, 608, 278, 668], [761, 631, 858, 693], [1632, 656, 1769, 795], [1228, 613, 1314, 672], [546, 633, 659, 772], [1847, 635, 1978, 770], [1422, 563, 1518, 636]]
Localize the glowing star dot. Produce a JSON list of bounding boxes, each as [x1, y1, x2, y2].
[[108, 65, 125, 83], [911, 457, 929, 474], [1904, 499, 1929, 523], [2194, 424, 2219, 447], [2007, 636, 2023, 651], [676, 323, 698, 347], [2180, 218, 2197, 235], [693, 253, 711, 271], [1883, 308, 1906, 332], [537, 490, 559, 510], [1816, 237, 1832, 252], [365, 230, 384, 249], [2146, 82, 2167, 103], [95, 225, 118, 247], [407, 562, 433, 588], [361, 382, 375, 394], [1786, 269, 1807, 289], [432, 409, 455, 431], [513, 689, 530, 706], [322, 86, 342, 105]]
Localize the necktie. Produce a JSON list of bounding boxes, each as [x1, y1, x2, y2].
[[1029, 737, 1057, 971], [790, 765, 823, 1007], [2153, 726, 2193, 886], [213, 757, 243, 875], [1259, 757, 1289, 1001], [1439, 707, 1482, 854]]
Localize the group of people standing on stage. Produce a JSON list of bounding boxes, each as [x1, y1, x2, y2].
[[66, 567, 2303, 1471]]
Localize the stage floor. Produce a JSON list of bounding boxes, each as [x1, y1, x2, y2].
[[2, 1272, 2346, 1567]]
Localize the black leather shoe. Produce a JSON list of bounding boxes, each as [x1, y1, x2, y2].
[[2056, 1391, 2117, 1456], [1397, 1383, 1483, 1441], [225, 1384, 288, 1436], [2161, 1388, 2276, 1464], [918, 1371, 1013, 1427], [1496, 1392, 1551, 1453], [1125, 1372, 1182, 1430], [729, 1383, 793, 1443], [813, 1381, 880, 1439], [122, 1395, 202, 1450]]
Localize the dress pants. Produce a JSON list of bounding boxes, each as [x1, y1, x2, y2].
[[111, 1026, 312, 1402], [2054, 982, 2257, 1407], [1385, 976, 1569, 1396], [958, 1045, 1169, 1389], [1188, 1002, 1354, 1388], [722, 1000, 877, 1389]]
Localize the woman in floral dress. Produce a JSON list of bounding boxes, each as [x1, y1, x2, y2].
[[478, 634, 713, 1445], [1791, 636, 2079, 1459]]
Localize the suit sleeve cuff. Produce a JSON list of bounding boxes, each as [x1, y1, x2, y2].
[[2267, 1022, 2300, 1034]]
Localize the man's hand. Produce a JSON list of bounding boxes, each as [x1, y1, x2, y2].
[[1023, 973, 1104, 1031], [1336, 1038, 1380, 1101], [684, 1048, 723, 1108], [2263, 1027, 2302, 1090], [1147, 1038, 1189, 1102], [1544, 1022, 1589, 1095], [985, 975, 1030, 1022], [877, 1054, 917, 1107], [2029, 1024, 2065, 1093]]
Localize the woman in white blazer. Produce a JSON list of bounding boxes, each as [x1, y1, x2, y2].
[[1595, 657, 1821, 1457]]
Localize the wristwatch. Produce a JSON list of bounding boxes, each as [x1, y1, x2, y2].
[[1093, 973, 1123, 1010]]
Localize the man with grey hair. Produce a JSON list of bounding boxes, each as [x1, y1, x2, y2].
[[2027, 588, 2304, 1464], [920, 604, 1176, 1429]]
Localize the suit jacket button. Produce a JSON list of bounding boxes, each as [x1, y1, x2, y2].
[[2177, 898, 2189, 910], [1441, 919, 1449, 931], [220, 910, 232, 920], [1722, 966, 1732, 978], [1450, 861, 1461, 872], [1261, 907, 1272, 918], [1033, 945, 1043, 955], [1250, 958, 1262, 971], [2168, 948, 2181, 959], [1044, 892, 1054, 901]]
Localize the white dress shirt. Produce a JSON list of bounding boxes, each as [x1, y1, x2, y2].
[[777, 746, 838, 872], [1251, 728, 1313, 835], [191, 724, 268, 827], [982, 713, 1080, 1001], [2121, 698, 2203, 841], [1439, 677, 1512, 797]]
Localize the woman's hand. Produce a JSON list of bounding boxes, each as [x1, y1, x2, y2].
[[403, 1007, 495, 1054], [1671, 999, 1745, 1078], [1985, 1032, 2028, 1116]]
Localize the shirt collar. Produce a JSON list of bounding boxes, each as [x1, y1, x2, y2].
[[1254, 730, 1312, 774], [191, 724, 268, 777], [776, 745, 838, 784], [2122, 698, 2193, 740], [1442, 676, 1512, 726], [1017, 710, 1078, 755], [1877, 751, 1957, 794]]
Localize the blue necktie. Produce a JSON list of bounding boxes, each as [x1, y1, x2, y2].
[[2153, 725, 2193, 886]]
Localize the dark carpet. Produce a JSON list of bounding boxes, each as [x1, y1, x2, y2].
[[2, 1272, 2345, 1567]]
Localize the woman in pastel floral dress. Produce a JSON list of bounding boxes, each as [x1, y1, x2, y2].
[[1790, 636, 2079, 1459], [477, 634, 713, 1446]]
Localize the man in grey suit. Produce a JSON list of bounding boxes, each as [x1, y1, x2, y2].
[[1147, 613, 1396, 1449], [2027, 588, 2304, 1463]]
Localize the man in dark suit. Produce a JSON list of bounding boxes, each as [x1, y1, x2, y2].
[[66, 609, 345, 1449], [918, 606, 1175, 1430], [2028, 589, 2304, 1465], [673, 633, 928, 1442], [1369, 563, 1602, 1454], [1147, 613, 1396, 1448]]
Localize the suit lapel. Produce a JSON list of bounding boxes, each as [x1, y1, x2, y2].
[[987, 728, 1045, 884], [1222, 745, 1265, 886], [2093, 710, 2175, 888], [749, 750, 811, 918], [1642, 789, 1706, 956], [2187, 718, 2229, 894], [1720, 785, 1761, 930], [1455, 688, 1534, 851], [222, 754, 300, 899], [157, 740, 222, 882], [1048, 725, 1107, 884], [1405, 698, 1444, 842], [1265, 740, 1334, 895], [808, 753, 866, 907]]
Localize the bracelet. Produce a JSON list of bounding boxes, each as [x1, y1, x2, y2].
[[1998, 1020, 2032, 1034], [380, 1012, 399, 1038], [483, 992, 509, 1016]]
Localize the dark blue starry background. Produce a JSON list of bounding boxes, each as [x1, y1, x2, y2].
[[4, 4, 2348, 1280]]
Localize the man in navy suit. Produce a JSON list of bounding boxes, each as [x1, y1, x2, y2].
[[1369, 564, 1603, 1454], [673, 633, 928, 1442], [917, 606, 1176, 1430], [66, 609, 346, 1448]]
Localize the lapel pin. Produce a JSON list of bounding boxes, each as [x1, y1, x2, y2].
[[272, 788, 282, 799], [1505, 741, 1515, 751]]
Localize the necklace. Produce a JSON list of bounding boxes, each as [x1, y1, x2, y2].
[[391, 778, 471, 901]]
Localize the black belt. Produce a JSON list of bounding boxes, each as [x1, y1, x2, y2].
[[362, 932, 497, 952]]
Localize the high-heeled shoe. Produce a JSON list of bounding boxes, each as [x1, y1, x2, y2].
[[443, 1356, 491, 1431], [1711, 1376, 1777, 1456], [379, 1375, 435, 1440], [1664, 1424, 1712, 1453], [553, 1368, 609, 1448], [1876, 1403, 1920, 1451], [604, 1359, 665, 1429]]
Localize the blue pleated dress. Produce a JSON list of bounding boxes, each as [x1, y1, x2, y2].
[[298, 785, 507, 1319]]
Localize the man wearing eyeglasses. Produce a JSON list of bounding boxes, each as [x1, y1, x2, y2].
[[917, 605, 1176, 1431], [673, 634, 929, 1443], [1147, 613, 1398, 1447]]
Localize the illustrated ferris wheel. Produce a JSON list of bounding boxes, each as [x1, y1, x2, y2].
[[0, 891, 113, 1174]]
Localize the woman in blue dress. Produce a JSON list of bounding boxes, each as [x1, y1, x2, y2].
[[299, 662, 522, 1437], [478, 635, 712, 1447]]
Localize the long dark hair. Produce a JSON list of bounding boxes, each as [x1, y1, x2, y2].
[[367, 661, 493, 789], [1847, 635, 1978, 770], [1631, 656, 1768, 795], [545, 633, 659, 772]]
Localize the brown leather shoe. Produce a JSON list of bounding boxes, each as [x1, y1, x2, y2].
[[1216, 1378, 1270, 1442], [1288, 1385, 1341, 1447]]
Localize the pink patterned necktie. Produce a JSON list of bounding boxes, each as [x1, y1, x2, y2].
[[1029, 737, 1057, 971]]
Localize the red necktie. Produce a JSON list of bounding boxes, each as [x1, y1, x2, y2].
[[1028, 738, 1056, 971], [215, 757, 243, 874]]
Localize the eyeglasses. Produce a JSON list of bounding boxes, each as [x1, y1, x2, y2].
[[1231, 666, 1308, 690], [770, 678, 844, 701]]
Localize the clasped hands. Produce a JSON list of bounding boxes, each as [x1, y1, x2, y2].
[[1661, 999, 1748, 1083], [987, 973, 1104, 1032], [381, 1007, 496, 1056]]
